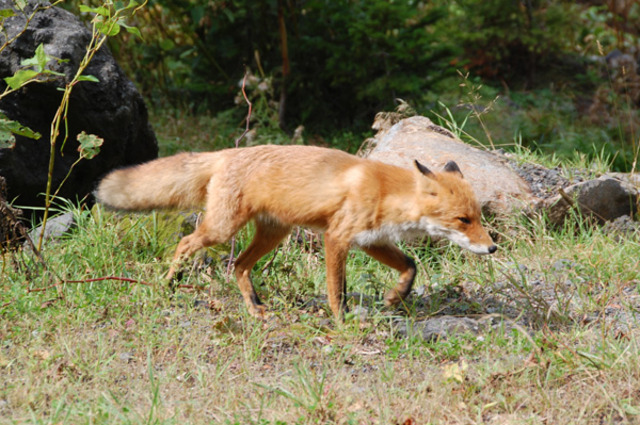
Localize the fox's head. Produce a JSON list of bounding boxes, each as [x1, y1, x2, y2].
[[413, 160, 497, 255]]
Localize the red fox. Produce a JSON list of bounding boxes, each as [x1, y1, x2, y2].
[[96, 145, 496, 320]]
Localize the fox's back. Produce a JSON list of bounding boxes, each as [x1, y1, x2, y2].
[[215, 145, 389, 227]]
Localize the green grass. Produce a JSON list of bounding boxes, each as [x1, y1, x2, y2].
[[2, 187, 640, 424], [425, 75, 640, 173], [2, 109, 640, 423]]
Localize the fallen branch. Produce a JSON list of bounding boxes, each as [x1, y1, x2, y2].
[[0, 275, 201, 311], [27, 276, 154, 293]]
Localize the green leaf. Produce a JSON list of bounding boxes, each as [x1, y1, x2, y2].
[[77, 74, 100, 83], [45, 70, 65, 77], [621, 399, 640, 415], [77, 132, 103, 160], [0, 114, 41, 141], [96, 19, 121, 36], [191, 6, 204, 25], [95, 6, 112, 17], [20, 44, 49, 72], [123, 25, 142, 39], [19, 44, 51, 73], [0, 8, 16, 18], [4, 69, 39, 90], [78, 5, 98, 13]]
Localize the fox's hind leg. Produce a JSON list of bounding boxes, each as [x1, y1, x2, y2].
[[166, 206, 248, 282], [361, 244, 417, 307], [234, 219, 291, 319]]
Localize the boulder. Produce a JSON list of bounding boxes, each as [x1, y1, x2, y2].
[[0, 0, 157, 210], [545, 176, 639, 225], [362, 115, 532, 215]]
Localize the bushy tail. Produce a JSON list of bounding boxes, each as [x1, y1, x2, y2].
[[95, 152, 218, 211]]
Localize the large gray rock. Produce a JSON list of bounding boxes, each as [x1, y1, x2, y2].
[[363, 115, 532, 215], [0, 0, 157, 209]]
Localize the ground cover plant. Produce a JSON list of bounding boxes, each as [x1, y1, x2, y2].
[[2, 108, 640, 423]]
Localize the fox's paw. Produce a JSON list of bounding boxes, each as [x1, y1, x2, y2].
[[383, 289, 405, 307], [247, 303, 269, 321]]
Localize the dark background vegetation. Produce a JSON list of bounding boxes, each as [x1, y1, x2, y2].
[[69, 0, 640, 170]]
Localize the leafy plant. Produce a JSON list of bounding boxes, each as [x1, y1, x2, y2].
[[0, 0, 144, 250], [33, 0, 144, 250], [0, 1, 65, 148]]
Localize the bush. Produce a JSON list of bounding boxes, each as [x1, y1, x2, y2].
[[446, 0, 582, 86], [91, 0, 457, 133]]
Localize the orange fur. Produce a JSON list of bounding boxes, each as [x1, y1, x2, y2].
[[96, 145, 496, 320]]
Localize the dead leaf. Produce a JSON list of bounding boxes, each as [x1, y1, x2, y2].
[[33, 349, 51, 360], [208, 299, 224, 311], [347, 401, 365, 413], [40, 298, 59, 309], [443, 360, 468, 383]]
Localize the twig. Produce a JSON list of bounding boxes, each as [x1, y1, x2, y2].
[[558, 187, 576, 208], [27, 276, 154, 293], [0, 276, 198, 310], [225, 240, 236, 280], [226, 71, 254, 278], [173, 283, 207, 291], [233, 71, 253, 148]]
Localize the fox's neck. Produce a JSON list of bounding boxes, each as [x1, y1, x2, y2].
[[350, 171, 443, 246], [377, 172, 437, 224]]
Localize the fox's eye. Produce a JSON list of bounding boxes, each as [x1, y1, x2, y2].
[[457, 217, 471, 225]]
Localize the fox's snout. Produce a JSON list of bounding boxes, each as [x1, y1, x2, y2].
[[465, 225, 497, 256], [443, 222, 497, 256], [469, 243, 498, 255]]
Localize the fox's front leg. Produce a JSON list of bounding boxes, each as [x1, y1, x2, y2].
[[361, 244, 417, 306], [324, 233, 350, 320]]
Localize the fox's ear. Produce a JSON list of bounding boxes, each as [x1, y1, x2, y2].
[[444, 160, 463, 178], [414, 160, 435, 178]]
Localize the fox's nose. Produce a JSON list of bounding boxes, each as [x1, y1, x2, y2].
[[488, 245, 497, 254]]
